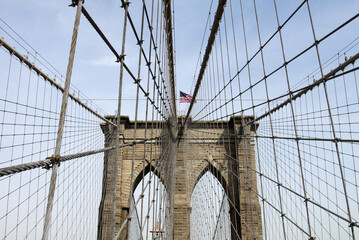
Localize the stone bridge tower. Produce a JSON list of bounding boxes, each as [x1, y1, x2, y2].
[[97, 115, 262, 240]]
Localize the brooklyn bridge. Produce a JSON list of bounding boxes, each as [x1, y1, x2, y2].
[[0, 0, 359, 239]]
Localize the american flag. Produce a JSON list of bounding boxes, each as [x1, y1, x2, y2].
[[180, 91, 196, 103]]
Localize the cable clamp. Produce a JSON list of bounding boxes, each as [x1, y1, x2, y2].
[[349, 221, 358, 227], [69, 0, 84, 7], [69, 0, 77, 7], [44, 154, 61, 169], [117, 54, 126, 62], [137, 40, 144, 46], [121, 1, 131, 8]]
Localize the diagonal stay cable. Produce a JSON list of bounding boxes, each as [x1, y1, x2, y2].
[[187, 126, 312, 237], [183, 0, 227, 126], [221, 150, 359, 228], [253, 51, 359, 123], [0, 135, 165, 177], [0, 37, 115, 127], [113, 136, 174, 240], [197, 55, 359, 123], [80, 5, 168, 120], [184, 130, 255, 239], [192, 11, 359, 122], [191, 0, 308, 120]]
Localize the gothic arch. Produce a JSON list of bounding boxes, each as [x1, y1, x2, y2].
[[189, 160, 229, 201], [132, 161, 166, 194]]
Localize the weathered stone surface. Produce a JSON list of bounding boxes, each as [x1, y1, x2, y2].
[[98, 116, 262, 240]]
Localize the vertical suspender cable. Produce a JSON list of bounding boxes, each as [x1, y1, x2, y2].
[[114, 1, 130, 239], [128, 2, 145, 237], [306, 2, 355, 238], [184, 0, 227, 126]]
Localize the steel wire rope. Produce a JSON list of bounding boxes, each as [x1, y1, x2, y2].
[[80, 4, 169, 120], [240, 0, 288, 238], [192, 11, 359, 122], [208, 54, 228, 240], [127, 2, 146, 238], [183, 0, 227, 126], [219, 146, 358, 228], [138, 0, 156, 235], [190, 0, 308, 121], [145, 1, 160, 238], [194, 58, 359, 124], [306, 1, 356, 237], [188, 0, 215, 102], [183, 125, 231, 238], [204, 149, 312, 238], [253, 0, 314, 237], [217, 24, 243, 237], [0, 38, 114, 128], [192, 51, 359, 143], [185, 130, 254, 239], [9, 50, 24, 240], [227, 6, 260, 237], [114, 133, 174, 239]]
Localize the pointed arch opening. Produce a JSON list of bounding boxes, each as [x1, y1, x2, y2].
[[128, 170, 170, 240], [190, 170, 231, 240]]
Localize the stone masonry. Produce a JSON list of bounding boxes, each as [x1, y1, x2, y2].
[[97, 115, 262, 240]]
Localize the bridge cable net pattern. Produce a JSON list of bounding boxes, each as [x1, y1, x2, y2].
[[0, 0, 358, 240], [0, 4, 114, 240], [0, 0, 176, 239], [184, 0, 359, 239]]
